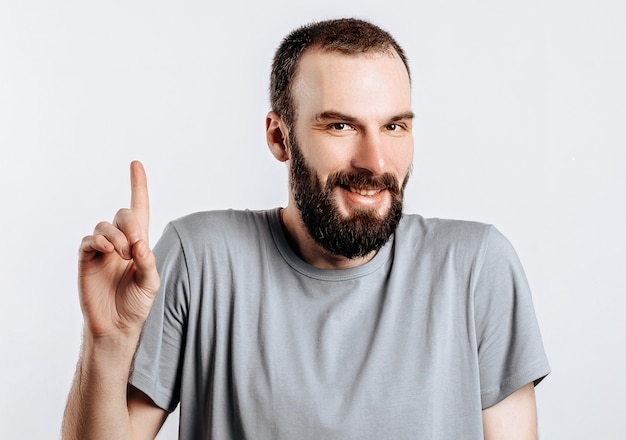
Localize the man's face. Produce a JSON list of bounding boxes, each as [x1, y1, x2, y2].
[[287, 48, 414, 259]]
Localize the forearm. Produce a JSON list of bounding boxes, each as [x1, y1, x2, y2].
[[62, 330, 140, 440]]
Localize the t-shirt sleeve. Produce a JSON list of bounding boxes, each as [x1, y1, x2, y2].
[[129, 222, 189, 413], [473, 226, 550, 409]]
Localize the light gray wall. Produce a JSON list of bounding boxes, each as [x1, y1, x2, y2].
[[1, 1, 624, 438]]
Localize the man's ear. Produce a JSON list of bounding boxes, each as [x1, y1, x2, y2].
[[266, 111, 290, 162]]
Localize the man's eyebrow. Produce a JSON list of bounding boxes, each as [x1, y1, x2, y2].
[[315, 111, 358, 122], [314, 111, 415, 123], [389, 111, 415, 122]]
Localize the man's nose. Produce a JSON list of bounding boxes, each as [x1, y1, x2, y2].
[[350, 132, 386, 176]]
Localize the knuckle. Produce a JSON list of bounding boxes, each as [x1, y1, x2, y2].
[[79, 235, 92, 249], [114, 208, 132, 220], [94, 221, 111, 233]]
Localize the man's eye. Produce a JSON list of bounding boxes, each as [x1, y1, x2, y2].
[[386, 123, 399, 131], [330, 122, 350, 131]]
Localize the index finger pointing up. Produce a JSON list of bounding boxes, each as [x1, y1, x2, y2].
[[130, 160, 150, 240]]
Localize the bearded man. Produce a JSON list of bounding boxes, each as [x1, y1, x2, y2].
[[63, 18, 549, 439]]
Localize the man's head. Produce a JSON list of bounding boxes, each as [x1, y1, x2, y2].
[[267, 18, 413, 262]]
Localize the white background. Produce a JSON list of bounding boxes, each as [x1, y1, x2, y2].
[[1, 1, 624, 438]]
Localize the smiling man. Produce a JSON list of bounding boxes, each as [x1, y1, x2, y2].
[[63, 18, 550, 439]]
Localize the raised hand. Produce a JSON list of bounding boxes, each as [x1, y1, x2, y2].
[[63, 161, 164, 439], [78, 161, 160, 338]]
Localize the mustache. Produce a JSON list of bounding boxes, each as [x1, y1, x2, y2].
[[325, 171, 401, 194]]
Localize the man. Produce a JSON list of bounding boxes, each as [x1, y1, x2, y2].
[[63, 18, 549, 439]]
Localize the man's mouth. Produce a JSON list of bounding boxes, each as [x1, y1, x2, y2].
[[347, 185, 384, 196]]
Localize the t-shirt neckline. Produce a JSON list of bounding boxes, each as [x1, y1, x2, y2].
[[267, 207, 393, 281]]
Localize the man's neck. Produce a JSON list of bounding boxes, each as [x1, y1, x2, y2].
[[279, 206, 377, 270]]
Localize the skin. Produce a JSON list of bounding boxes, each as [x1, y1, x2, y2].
[[483, 382, 539, 440], [63, 49, 540, 439]]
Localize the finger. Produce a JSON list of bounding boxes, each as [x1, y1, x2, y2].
[[112, 208, 143, 247], [130, 161, 150, 241], [79, 234, 115, 261], [94, 220, 134, 260]]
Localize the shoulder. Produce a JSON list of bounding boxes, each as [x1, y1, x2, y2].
[[165, 209, 276, 240], [152, 208, 281, 281], [153, 209, 279, 260], [396, 214, 522, 273], [171, 209, 273, 230], [398, 213, 494, 250]]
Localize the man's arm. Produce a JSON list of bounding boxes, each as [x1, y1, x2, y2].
[[62, 337, 168, 439], [128, 387, 169, 439], [62, 162, 165, 439], [482, 382, 538, 440]]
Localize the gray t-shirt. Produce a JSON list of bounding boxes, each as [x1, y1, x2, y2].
[[131, 208, 550, 439]]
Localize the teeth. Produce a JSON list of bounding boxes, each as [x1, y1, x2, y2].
[[349, 186, 381, 196]]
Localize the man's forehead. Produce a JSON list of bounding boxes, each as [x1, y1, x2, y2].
[[290, 47, 412, 118], [292, 47, 411, 97]]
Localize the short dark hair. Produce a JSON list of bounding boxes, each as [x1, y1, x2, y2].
[[270, 18, 410, 129]]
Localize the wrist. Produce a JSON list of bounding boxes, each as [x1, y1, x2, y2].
[[80, 327, 141, 380]]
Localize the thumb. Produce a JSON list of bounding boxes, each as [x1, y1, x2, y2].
[[131, 239, 160, 294]]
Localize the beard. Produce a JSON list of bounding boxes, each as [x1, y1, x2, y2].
[[288, 133, 409, 260]]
